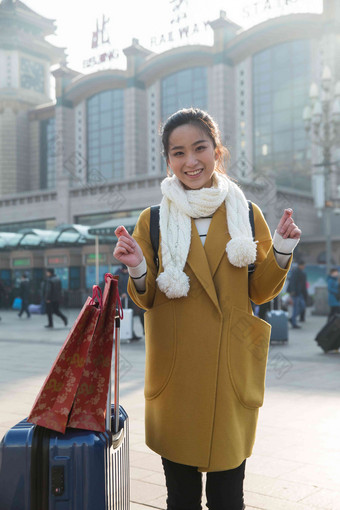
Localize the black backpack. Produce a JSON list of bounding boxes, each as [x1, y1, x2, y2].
[[149, 201, 255, 274]]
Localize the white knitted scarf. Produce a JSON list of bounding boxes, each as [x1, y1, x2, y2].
[[157, 172, 257, 298]]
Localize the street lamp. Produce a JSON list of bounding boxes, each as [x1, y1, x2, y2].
[[303, 66, 340, 274]]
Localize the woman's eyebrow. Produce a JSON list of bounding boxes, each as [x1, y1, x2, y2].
[[170, 139, 208, 151]]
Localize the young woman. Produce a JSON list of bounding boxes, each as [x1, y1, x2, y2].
[[113, 108, 301, 509]]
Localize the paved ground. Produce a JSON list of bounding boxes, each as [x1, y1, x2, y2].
[[0, 307, 339, 509]]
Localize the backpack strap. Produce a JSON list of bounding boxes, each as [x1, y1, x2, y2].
[[150, 205, 160, 271], [149, 202, 256, 274], [247, 200, 256, 275]]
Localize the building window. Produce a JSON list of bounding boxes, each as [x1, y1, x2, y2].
[[40, 117, 56, 190], [161, 67, 207, 121], [87, 89, 124, 183], [252, 40, 311, 190], [0, 218, 56, 232]]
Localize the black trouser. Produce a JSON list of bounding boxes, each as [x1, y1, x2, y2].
[[46, 301, 67, 327], [128, 297, 145, 332], [18, 299, 30, 318], [162, 457, 246, 510], [328, 306, 340, 321]]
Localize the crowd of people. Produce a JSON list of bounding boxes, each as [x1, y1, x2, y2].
[[1, 265, 339, 334], [0, 265, 339, 332], [1, 269, 68, 328]]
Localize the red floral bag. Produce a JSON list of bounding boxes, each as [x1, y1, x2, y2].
[[67, 274, 122, 432], [28, 286, 103, 433]]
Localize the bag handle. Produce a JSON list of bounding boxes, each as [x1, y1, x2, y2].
[[90, 285, 103, 308], [104, 273, 124, 319]]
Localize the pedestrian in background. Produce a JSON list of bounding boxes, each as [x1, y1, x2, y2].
[[299, 267, 308, 322], [39, 278, 46, 315], [44, 268, 68, 328], [18, 273, 30, 319], [288, 261, 307, 329], [113, 107, 301, 509], [327, 267, 340, 321], [0, 278, 6, 321], [116, 264, 144, 340]]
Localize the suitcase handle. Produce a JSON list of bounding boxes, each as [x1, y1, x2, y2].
[[106, 310, 122, 434], [112, 427, 124, 449], [114, 315, 120, 434]]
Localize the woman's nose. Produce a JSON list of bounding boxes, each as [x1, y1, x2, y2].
[[186, 152, 198, 167]]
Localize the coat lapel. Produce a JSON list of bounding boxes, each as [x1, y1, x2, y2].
[[186, 220, 219, 310], [204, 203, 230, 278]]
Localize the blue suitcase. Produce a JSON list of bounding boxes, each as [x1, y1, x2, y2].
[[265, 310, 289, 343], [0, 317, 130, 509]]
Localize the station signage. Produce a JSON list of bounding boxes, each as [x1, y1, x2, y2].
[[12, 257, 31, 268], [86, 253, 107, 264], [150, 0, 211, 48], [242, 0, 323, 21], [83, 14, 121, 69], [150, 21, 211, 47], [47, 255, 68, 266]]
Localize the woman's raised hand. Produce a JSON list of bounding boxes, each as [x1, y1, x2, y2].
[[276, 209, 301, 239], [113, 226, 144, 267]]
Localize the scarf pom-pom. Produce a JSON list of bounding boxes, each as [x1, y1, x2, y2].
[[157, 267, 190, 299], [226, 237, 257, 268]]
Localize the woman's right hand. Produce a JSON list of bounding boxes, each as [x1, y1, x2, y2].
[[113, 226, 144, 268]]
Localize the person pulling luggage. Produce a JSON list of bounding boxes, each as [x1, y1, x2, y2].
[[288, 261, 307, 328], [113, 108, 301, 509], [44, 268, 68, 328], [18, 273, 31, 319], [327, 267, 340, 321]]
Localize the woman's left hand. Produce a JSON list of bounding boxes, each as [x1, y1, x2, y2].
[[276, 209, 301, 239]]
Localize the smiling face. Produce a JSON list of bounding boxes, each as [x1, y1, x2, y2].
[[167, 123, 217, 190]]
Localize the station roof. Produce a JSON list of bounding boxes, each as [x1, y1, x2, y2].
[[0, 216, 140, 250], [0, 224, 98, 250]]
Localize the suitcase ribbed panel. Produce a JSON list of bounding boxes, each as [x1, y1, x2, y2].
[[108, 407, 130, 509]]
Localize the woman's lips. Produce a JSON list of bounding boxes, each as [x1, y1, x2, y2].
[[185, 169, 203, 177]]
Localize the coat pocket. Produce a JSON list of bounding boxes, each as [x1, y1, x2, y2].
[[227, 306, 271, 409], [144, 302, 177, 400]]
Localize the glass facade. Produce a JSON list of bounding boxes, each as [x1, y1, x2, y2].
[[253, 40, 311, 190], [40, 117, 56, 189], [161, 67, 208, 121], [87, 89, 124, 182], [75, 208, 144, 226]]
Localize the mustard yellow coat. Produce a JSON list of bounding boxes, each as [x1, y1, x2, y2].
[[128, 202, 291, 472]]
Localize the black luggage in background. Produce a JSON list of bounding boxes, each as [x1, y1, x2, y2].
[[315, 314, 340, 352], [264, 296, 289, 344]]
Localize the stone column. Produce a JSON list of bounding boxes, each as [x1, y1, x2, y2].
[[52, 66, 77, 225], [0, 100, 18, 195], [123, 40, 153, 179], [209, 12, 242, 176]]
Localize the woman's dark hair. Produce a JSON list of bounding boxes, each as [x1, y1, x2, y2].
[[161, 108, 229, 176]]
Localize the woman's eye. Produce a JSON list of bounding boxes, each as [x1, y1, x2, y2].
[[196, 145, 206, 151], [174, 151, 184, 156]]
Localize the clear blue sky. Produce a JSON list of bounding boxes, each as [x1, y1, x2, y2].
[[22, 0, 323, 73]]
